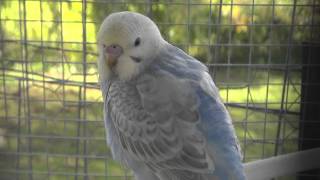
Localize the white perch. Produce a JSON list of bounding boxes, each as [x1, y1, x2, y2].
[[244, 148, 320, 180]]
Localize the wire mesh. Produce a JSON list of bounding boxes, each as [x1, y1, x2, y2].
[[0, 0, 319, 180]]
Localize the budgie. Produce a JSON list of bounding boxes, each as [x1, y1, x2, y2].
[[97, 11, 245, 180]]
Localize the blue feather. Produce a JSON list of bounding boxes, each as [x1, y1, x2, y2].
[[150, 44, 246, 179], [195, 82, 246, 180]]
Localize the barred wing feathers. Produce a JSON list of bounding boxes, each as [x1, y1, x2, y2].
[[107, 71, 215, 173]]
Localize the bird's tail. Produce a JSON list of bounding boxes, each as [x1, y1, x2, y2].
[[244, 148, 320, 180]]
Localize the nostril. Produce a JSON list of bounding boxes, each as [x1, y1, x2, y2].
[[105, 44, 123, 56]]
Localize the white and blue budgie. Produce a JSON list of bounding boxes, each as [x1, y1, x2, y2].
[[97, 11, 246, 180]]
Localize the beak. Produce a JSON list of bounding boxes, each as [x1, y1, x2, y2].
[[107, 55, 118, 68], [105, 44, 123, 69]]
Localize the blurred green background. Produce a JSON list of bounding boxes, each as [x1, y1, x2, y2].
[[0, 0, 319, 179]]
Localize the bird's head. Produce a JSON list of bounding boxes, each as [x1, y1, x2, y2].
[[97, 11, 164, 81]]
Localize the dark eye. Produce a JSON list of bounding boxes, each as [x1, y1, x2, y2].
[[134, 37, 141, 47]]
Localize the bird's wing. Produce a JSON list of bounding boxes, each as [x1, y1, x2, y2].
[[107, 69, 214, 173], [158, 45, 244, 178], [106, 44, 243, 177], [194, 72, 245, 179]]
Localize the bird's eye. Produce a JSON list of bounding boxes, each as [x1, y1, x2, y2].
[[134, 37, 141, 47]]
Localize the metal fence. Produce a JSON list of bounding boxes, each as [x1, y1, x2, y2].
[[0, 0, 319, 179]]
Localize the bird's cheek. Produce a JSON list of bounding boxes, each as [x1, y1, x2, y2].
[[114, 56, 139, 80], [97, 54, 112, 81]]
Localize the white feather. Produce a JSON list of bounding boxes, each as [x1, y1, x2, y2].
[[97, 11, 165, 81], [115, 55, 140, 80]]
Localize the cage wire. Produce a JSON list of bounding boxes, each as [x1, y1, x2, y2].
[[0, 0, 319, 180]]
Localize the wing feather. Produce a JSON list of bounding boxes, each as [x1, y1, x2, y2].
[[103, 43, 245, 179], [107, 69, 214, 173]]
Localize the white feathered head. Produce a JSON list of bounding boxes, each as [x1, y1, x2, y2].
[[97, 11, 165, 81]]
